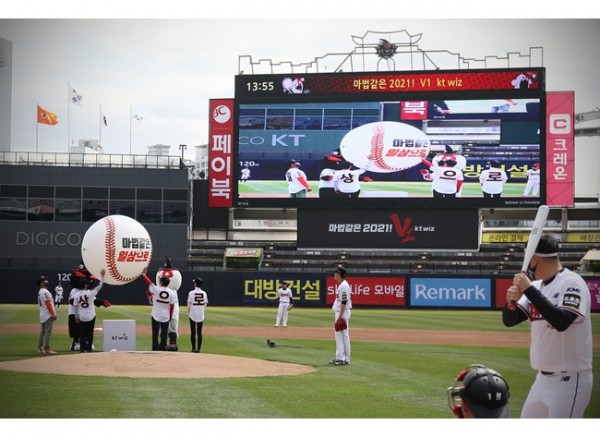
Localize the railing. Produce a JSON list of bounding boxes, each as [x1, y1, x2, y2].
[[0, 151, 185, 169]]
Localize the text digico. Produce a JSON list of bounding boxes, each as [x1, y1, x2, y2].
[[16, 231, 82, 247]]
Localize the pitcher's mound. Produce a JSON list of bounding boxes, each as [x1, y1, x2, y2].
[[0, 351, 316, 379]]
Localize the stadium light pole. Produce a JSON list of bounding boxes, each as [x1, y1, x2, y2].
[[179, 144, 187, 170]]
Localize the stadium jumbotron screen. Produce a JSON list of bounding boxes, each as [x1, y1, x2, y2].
[[233, 68, 545, 209]]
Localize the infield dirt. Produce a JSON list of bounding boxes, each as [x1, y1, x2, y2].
[[0, 324, 543, 378]]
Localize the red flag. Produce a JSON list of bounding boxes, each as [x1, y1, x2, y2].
[[37, 104, 59, 125]]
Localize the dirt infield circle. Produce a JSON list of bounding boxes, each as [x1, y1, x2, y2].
[[0, 350, 316, 379], [1, 324, 596, 378]]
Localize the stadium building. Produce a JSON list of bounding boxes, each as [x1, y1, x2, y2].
[[1, 31, 598, 310]]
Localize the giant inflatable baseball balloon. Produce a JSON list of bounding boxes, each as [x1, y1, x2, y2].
[[340, 121, 431, 173], [81, 215, 152, 285]]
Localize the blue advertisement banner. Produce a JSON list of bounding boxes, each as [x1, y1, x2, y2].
[[410, 277, 491, 308]]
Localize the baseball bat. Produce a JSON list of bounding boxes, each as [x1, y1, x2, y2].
[[509, 205, 550, 308]]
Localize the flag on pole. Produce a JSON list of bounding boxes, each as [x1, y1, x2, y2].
[[37, 104, 59, 125], [69, 85, 83, 107], [131, 112, 145, 122], [101, 113, 108, 132]]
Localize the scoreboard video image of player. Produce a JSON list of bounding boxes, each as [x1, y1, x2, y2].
[[233, 68, 546, 209]]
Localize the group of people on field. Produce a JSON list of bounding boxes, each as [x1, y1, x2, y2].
[[35, 233, 592, 418], [35, 263, 209, 354]]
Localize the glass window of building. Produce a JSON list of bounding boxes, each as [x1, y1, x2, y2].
[[323, 108, 351, 130], [352, 108, 381, 128], [137, 188, 162, 223], [295, 109, 323, 130], [110, 188, 135, 218], [164, 189, 188, 201], [0, 185, 27, 220], [0, 197, 27, 220], [266, 108, 294, 130], [239, 108, 266, 130], [27, 186, 54, 221], [82, 187, 108, 222], [55, 186, 82, 222], [55, 199, 81, 222], [137, 200, 162, 223], [163, 201, 188, 223]]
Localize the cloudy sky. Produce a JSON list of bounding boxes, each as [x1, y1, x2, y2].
[[1, 3, 599, 196]]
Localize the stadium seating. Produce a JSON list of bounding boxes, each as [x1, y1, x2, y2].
[[185, 238, 593, 274]]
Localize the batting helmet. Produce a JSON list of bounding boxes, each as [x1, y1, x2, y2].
[[448, 364, 510, 418], [534, 234, 559, 258]]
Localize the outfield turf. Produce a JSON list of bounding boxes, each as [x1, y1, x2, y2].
[[237, 180, 527, 197], [0, 305, 598, 419]]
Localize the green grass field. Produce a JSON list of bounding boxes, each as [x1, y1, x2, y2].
[[1, 305, 598, 420], [238, 180, 527, 197]]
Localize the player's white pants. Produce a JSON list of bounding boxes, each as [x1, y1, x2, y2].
[[334, 310, 351, 362], [523, 180, 540, 196], [275, 302, 290, 327], [168, 318, 178, 337], [521, 369, 593, 418]]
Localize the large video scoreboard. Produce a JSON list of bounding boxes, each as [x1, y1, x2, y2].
[[232, 68, 546, 209]]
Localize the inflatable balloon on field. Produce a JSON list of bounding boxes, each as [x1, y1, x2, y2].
[[81, 215, 152, 285], [340, 121, 431, 173]]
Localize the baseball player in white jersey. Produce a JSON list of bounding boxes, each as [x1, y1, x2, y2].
[[428, 146, 467, 197], [423, 158, 464, 198], [333, 161, 370, 198], [285, 160, 312, 197], [318, 167, 337, 198], [54, 282, 64, 308], [330, 266, 352, 366], [479, 160, 508, 198], [37, 276, 57, 354], [502, 235, 593, 418], [523, 162, 541, 196], [73, 269, 105, 353], [240, 166, 251, 182], [67, 281, 83, 351], [274, 281, 293, 327], [187, 277, 208, 353], [142, 268, 176, 351]]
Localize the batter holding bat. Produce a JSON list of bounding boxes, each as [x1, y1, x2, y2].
[[502, 234, 593, 418]]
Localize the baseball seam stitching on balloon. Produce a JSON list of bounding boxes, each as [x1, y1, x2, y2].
[[370, 124, 395, 171], [104, 217, 121, 282], [104, 216, 132, 283]]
